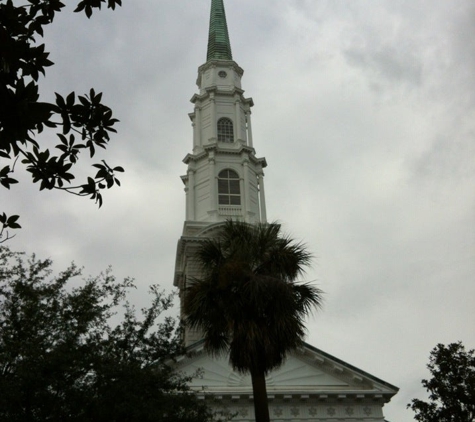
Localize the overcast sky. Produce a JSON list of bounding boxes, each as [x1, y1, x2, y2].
[[3, 1, 474, 421]]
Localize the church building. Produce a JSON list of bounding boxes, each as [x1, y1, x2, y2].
[[173, 1, 398, 420]]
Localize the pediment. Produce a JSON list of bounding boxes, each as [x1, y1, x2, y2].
[[180, 351, 349, 391], [176, 342, 397, 401]]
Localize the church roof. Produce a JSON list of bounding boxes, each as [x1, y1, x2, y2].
[[207, 0, 233, 61]]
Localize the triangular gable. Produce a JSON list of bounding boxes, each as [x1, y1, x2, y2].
[[176, 341, 398, 400]]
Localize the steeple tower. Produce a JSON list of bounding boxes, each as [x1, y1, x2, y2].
[[181, 0, 267, 227], [174, 0, 268, 345]]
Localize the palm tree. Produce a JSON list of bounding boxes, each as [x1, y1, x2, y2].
[[184, 220, 323, 422]]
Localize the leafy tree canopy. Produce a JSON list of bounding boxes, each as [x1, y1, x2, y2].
[[0, 246, 221, 422], [0, 0, 125, 243], [408, 342, 475, 422]]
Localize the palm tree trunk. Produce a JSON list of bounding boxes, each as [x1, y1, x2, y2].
[[250, 369, 270, 422]]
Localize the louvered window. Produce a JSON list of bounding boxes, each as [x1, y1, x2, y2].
[[218, 169, 241, 205], [217, 118, 234, 142]]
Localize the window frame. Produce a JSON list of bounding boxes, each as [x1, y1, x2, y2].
[[217, 169, 241, 206], [217, 117, 234, 143]]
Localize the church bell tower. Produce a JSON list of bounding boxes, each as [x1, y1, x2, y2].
[[174, 0, 268, 345], [182, 0, 267, 227]]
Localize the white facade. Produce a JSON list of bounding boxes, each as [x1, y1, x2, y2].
[[174, 57, 269, 346], [177, 342, 398, 422], [182, 59, 267, 226]]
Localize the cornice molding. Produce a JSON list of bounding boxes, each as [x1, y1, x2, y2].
[[194, 391, 392, 402], [298, 343, 399, 393], [190, 86, 247, 104], [198, 59, 244, 76], [183, 145, 267, 168]]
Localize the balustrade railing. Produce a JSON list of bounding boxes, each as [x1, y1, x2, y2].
[[218, 206, 242, 217]]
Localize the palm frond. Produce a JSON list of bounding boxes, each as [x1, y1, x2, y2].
[[183, 220, 324, 375]]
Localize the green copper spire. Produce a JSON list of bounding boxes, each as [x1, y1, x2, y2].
[[207, 0, 233, 61]]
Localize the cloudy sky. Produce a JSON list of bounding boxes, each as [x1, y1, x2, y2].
[[3, 1, 474, 420]]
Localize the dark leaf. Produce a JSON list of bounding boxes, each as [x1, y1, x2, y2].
[[0, 177, 19, 189], [55, 92, 66, 108], [6, 215, 20, 224], [66, 91, 75, 108]]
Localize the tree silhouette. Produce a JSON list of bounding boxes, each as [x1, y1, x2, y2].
[[0, 0, 125, 242], [408, 342, 475, 422], [184, 220, 323, 422], [0, 246, 221, 422]]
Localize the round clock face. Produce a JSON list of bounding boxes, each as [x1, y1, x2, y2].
[[218, 71, 227, 78]]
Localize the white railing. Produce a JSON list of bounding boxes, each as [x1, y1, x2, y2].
[[218, 206, 242, 217]]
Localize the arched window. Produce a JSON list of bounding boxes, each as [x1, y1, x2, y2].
[[217, 118, 234, 142], [218, 169, 241, 205]]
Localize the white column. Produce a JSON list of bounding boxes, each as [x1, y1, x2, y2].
[[242, 160, 250, 221], [235, 99, 241, 141], [243, 111, 248, 144], [191, 118, 197, 150], [210, 94, 217, 141], [209, 155, 217, 218], [258, 173, 267, 223], [188, 169, 195, 220], [195, 107, 201, 147], [184, 182, 190, 220], [246, 111, 253, 148], [211, 65, 217, 86]]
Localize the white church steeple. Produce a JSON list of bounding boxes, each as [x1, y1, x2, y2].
[[181, 0, 267, 226], [174, 0, 268, 345]]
